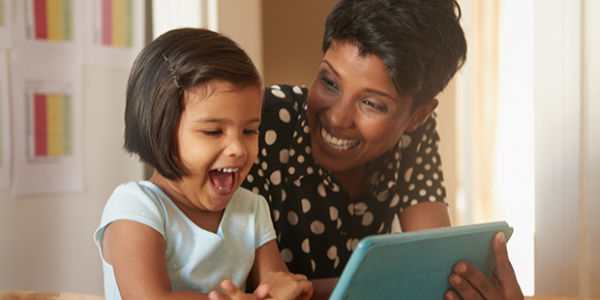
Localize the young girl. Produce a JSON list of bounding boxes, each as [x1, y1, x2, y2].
[[94, 28, 313, 300]]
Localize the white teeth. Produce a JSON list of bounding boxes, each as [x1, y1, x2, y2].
[[320, 127, 359, 150], [217, 168, 239, 173]]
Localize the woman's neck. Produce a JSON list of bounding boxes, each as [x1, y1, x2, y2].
[[331, 163, 369, 200]]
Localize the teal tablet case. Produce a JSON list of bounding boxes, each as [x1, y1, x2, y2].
[[329, 221, 513, 300]]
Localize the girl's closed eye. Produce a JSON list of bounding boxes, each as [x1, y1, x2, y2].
[[202, 129, 223, 136], [244, 128, 259, 135]]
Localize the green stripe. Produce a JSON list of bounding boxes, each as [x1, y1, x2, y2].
[[62, 0, 73, 40], [62, 95, 73, 155], [0, 0, 4, 27], [126, 0, 133, 47]]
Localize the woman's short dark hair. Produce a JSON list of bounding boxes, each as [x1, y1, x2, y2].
[[323, 0, 467, 112], [124, 27, 262, 180]]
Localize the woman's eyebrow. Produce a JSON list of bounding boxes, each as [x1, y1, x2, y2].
[[323, 60, 340, 77], [365, 88, 396, 101]]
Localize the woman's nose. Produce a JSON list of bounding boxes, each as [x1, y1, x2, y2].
[[326, 98, 353, 128]]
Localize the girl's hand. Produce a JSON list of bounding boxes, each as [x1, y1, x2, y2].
[[208, 280, 271, 300], [260, 271, 313, 300], [445, 232, 524, 300]]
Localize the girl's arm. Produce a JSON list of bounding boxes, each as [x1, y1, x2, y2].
[[103, 220, 266, 300], [248, 240, 313, 300]]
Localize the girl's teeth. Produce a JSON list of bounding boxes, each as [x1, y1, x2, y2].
[[217, 168, 239, 173], [320, 127, 359, 150]]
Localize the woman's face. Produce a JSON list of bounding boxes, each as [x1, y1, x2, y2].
[[307, 40, 417, 174]]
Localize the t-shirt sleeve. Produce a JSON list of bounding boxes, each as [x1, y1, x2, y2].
[[94, 183, 166, 255], [254, 193, 277, 249], [398, 112, 447, 211]]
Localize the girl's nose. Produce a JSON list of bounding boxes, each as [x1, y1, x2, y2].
[[225, 135, 247, 158], [326, 98, 353, 128]]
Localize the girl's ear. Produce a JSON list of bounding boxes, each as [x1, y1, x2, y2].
[[405, 99, 439, 132]]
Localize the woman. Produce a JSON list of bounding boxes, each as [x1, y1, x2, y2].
[[242, 0, 523, 299]]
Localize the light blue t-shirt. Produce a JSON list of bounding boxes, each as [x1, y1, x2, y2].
[[94, 181, 276, 300]]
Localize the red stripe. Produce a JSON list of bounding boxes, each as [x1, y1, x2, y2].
[[34, 94, 48, 156], [33, 0, 48, 40], [102, 0, 112, 45]]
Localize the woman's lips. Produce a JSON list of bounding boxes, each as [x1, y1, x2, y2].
[[320, 127, 360, 151]]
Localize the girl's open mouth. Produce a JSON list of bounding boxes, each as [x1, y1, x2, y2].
[[208, 168, 239, 191]]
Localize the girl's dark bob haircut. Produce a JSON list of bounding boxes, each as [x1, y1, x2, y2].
[[123, 27, 262, 180]]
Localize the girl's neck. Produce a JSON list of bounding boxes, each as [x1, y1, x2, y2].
[[149, 171, 223, 233], [331, 163, 369, 200]]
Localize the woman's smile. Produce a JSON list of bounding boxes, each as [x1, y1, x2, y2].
[[320, 126, 360, 151]]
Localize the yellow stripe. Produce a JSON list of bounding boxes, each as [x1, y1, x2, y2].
[[112, 0, 126, 47], [46, 95, 63, 156], [47, 0, 63, 41]]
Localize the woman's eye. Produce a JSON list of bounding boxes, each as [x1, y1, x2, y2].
[[362, 99, 388, 112], [320, 76, 338, 90]]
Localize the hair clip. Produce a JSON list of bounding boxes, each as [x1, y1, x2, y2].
[[162, 53, 181, 88]]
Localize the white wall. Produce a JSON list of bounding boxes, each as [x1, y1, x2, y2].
[[533, 0, 600, 297], [0, 67, 144, 295], [0, 1, 263, 295]]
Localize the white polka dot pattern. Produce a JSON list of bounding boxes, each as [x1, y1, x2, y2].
[[241, 85, 448, 279]]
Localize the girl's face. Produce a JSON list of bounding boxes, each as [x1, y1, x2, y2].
[[174, 81, 262, 212], [307, 40, 428, 175]]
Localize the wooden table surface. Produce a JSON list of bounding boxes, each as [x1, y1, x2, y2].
[[0, 291, 105, 300], [526, 296, 597, 300], [2, 291, 596, 300]]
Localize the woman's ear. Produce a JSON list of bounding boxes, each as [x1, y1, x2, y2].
[[405, 99, 439, 132]]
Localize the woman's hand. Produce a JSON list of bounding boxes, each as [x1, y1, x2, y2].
[[445, 232, 524, 300], [208, 280, 271, 300], [260, 271, 313, 300]]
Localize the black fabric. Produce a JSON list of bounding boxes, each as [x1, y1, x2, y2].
[[242, 85, 447, 279]]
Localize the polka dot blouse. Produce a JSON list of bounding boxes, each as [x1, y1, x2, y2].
[[241, 85, 447, 279]]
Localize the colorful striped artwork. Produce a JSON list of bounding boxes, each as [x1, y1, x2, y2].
[[31, 0, 73, 41], [101, 0, 133, 48], [32, 93, 73, 157]]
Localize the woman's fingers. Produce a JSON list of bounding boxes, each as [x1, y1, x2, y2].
[[450, 261, 501, 300], [447, 231, 524, 300], [492, 233, 518, 287]]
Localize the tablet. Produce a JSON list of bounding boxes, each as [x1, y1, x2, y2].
[[329, 221, 513, 300]]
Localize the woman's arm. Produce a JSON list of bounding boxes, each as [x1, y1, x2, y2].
[[309, 278, 339, 300], [399, 201, 451, 232], [104, 220, 266, 300]]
